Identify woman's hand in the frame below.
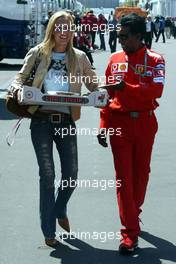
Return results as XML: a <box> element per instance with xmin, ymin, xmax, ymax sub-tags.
<box><xmin>13</xmin><ymin>89</ymin><xmax>21</xmax><ymax>104</ymax></box>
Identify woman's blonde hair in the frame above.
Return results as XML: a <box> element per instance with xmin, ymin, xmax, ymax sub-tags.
<box><xmin>40</xmin><ymin>11</ymin><xmax>77</xmax><ymax>75</ymax></box>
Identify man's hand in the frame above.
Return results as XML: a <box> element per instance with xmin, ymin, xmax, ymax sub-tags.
<box><xmin>98</xmin><ymin>80</ymin><xmax>125</xmax><ymax>91</ymax></box>
<box><xmin>97</xmin><ymin>133</ymin><xmax>108</xmax><ymax>148</ymax></box>
<box><xmin>116</xmin><ymin>80</ymin><xmax>125</xmax><ymax>91</ymax></box>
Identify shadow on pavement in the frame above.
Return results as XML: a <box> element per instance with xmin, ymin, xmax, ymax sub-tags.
<box><xmin>0</xmin><ymin>98</ymin><xmax>18</xmax><ymax>120</ymax></box>
<box><xmin>49</xmin><ymin>231</ymin><xmax>176</xmax><ymax>264</ymax></box>
<box><xmin>139</xmin><ymin>231</ymin><xmax>176</xmax><ymax>263</ymax></box>
<box><xmin>0</xmin><ymin>63</ymin><xmax>22</xmax><ymax>71</ymax></box>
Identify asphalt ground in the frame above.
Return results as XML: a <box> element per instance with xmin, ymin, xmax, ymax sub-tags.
<box><xmin>0</xmin><ymin>35</ymin><xmax>176</xmax><ymax>264</ymax></box>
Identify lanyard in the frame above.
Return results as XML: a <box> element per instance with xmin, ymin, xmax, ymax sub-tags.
<box><xmin>126</xmin><ymin>50</ymin><xmax>148</xmax><ymax>77</ymax></box>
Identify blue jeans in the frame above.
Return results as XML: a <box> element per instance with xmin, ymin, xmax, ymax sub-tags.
<box><xmin>30</xmin><ymin>117</ymin><xmax>78</xmax><ymax>239</ymax></box>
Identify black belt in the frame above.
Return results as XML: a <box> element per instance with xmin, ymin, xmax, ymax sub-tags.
<box><xmin>32</xmin><ymin>111</ymin><xmax>72</xmax><ymax>124</ymax></box>
<box><xmin>129</xmin><ymin>111</ymin><xmax>153</xmax><ymax>118</ymax></box>
<box><xmin>111</xmin><ymin>110</ymin><xmax>153</xmax><ymax>118</ymax></box>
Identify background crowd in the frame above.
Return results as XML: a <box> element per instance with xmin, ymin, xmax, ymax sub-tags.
<box><xmin>33</xmin><ymin>9</ymin><xmax>176</xmax><ymax>69</ymax></box>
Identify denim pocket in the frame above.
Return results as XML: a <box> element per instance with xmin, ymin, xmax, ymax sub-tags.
<box><xmin>30</xmin><ymin>118</ymin><xmax>48</xmax><ymax>129</ymax></box>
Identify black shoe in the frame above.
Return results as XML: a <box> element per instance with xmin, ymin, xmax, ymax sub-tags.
<box><xmin>45</xmin><ymin>238</ymin><xmax>60</xmax><ymax>248</ymax></box>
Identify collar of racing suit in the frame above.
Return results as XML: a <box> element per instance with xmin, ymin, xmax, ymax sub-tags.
<box><xmin>125</xmin><ymin>45</ymin><xmax>148</xmax><ymax>77</ymax></box>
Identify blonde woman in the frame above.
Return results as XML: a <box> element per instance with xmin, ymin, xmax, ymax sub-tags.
<box><xmin>11</xmin><ymin>11</ymin><xmax>98</xmax><ymax>247</ymax></box>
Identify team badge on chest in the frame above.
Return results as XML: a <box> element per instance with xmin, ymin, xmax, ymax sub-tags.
<box><xmin>111</xmin><ymin>63</ymin><xmax>128</xmax><ymax>74</ymax></box>
<box><xmin>135</xmin><ymin>64</ymin><xmax>145</xmax><ymax>74</ymax></box>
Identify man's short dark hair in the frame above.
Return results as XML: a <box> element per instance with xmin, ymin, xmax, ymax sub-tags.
<box><xmin>120</xmin><ymin>13</ymin><xmax>146</xmax><ymax>40</ymax></box>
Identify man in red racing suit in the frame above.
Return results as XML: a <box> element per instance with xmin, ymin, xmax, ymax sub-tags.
<box><xmin>97</xmin><ymin>13</ymin><xmax>165</xmax><ymax>254</ymax></box>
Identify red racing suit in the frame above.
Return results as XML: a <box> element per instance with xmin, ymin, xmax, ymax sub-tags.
<box><xmin>100</xmin><ymin>45</ymin><xmax>165</xmax><ymax>239</ymax></box>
